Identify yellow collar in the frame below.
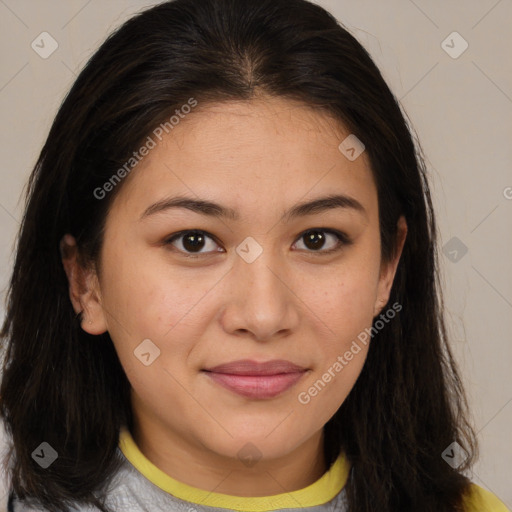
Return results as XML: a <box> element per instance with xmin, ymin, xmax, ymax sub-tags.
<box><xmin>118</xmin><ymin>426</ymin><xmax>350</xmax><ymax>511</ymax></box>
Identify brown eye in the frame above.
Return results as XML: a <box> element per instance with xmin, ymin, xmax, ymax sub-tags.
<box><xmin>165</xmin><ymin>230</ymin><xmax>222</xmax><ymax>256</ymax></box>
<box><xmin>294</xmin><ymin>229</ymin><xmax>350</xmax><ymax>254</ymax></box>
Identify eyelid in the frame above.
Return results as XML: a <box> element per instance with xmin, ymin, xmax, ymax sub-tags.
<box><xmin>164</xmin><ymin>228</ymin><xmax>351</xmax><ymax>257</ymax></box>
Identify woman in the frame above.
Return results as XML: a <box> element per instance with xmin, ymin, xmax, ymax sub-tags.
<box><xmin>1</xmin><ymin>0</ymin><xmax>509</xmax><ymax>511</ymax></box>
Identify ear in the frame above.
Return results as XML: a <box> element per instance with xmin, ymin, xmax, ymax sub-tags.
<box><xmin>60</xmin><ymin>234</ymin><xmax>108</xmax><ymax>335</ymax></box>
<box><xmin>373</xmin><ymin>215</ymin><xmax>407</xmax><ymax>317</ymax></box>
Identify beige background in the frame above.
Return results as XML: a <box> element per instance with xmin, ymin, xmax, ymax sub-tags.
<box><xmin>0</xmin><ymin>0</ymin><xmax>511</xmax><ymax>508</ymax></box>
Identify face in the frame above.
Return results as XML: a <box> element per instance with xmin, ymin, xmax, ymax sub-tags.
<box><xmin>62</xmin><ymin>96</ymin><xmax>406</xmax><ymax>470</ymax></box>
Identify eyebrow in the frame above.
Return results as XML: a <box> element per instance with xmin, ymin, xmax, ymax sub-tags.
<box><xmin>139</xmin><ymin>193</ymin><xmax>367</xmax><ymax>222</ymax></box>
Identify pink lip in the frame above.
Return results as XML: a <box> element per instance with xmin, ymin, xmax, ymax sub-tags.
<box><xmin>202</xmin><ymin>359</ymin><xmax>308</xmax><ymax>399</ymax></box>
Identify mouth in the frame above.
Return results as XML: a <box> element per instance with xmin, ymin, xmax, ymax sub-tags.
<box><xmin>201</xmin><ymin>359</ymin><xmax>309</xmax><ymax>399</ymax></box>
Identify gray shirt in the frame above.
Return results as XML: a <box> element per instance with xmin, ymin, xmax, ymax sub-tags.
<box><xmin>8</xmin><ymin>446</ymin><xmax>349</xmax><ymax>512</ymax></box>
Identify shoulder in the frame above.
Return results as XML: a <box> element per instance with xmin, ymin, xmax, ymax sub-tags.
<box><xmin>463</xmin><ymin>483</ymin><xmax>510</xmax><ymax>512</ymax></box>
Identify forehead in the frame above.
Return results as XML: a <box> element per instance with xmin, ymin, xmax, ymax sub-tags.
<box><xmin>109</xmin><ymin>97</ymin><xmax>377</xmax><ymax>222</ymax></box>
<box><xmin>167</xmin><ymin>97</ymin><xmax>352</xmax><ymax>158</ymax></box>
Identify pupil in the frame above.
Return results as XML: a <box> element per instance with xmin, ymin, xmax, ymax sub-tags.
<box><xmin>304</xmin><ymin>231</ymin><xmax>325</xmax><ymax>250</ymax></box>
<box><xmin>183</xmin><ymin>232</ymin><xmax>205</xmax><ymax>252</ymax></box>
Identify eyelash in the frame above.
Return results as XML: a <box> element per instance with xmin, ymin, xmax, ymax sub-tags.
<box><xmin>163</xmin><ymin>228</ymin><xmax>352</xmax><ymax>258</ymax></box>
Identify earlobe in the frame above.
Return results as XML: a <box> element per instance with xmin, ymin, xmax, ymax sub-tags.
<box><xmin>60</xmin><ymin>234</ymin><xmax>108</xmax><ymax>335</ymax></box>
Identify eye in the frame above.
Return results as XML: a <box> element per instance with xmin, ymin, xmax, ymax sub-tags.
<box><xmin>164</xmin><ymin>228</ymin><xmax>351</xmax><ymax>258</ymax></box>
<box><xmin>293</xmin><ymin>229</ymin><xmax>351</xmax><ymax>254</ymax></box>
<box><xmin>164</xmin><ymin>230</ymin><xmax>222</xmax><ymax>257</ymax></box>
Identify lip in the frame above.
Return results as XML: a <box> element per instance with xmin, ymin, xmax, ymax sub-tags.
<box><xmin>204</xmin><ymin>359</ymin><xmax>306</xmax><ymax>375</ymax></box>
<box><xmin>202</xmin><ymin>359</ymin><xmax>308</xmax><ymax>399</ymax></box>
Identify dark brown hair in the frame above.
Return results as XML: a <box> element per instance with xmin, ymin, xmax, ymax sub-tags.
<box><xmin>1</xmin><ymin>0</ymin><xmax>477</xmax><ymax>510</ymax></box>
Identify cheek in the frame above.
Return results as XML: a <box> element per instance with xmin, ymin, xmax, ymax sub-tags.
<box><xmin>101</xmin><ymin>266</ymin><xmax>200</xmax><ymax>408</ymax></box>
<box><xmin>301</xmin><ymin>253</ymin><xmax>380</xmax><ymax>414</ymax></box>
<box><xmin>101</xmin><ymin>243</ymin><xmax>197</xmax><ymax>333</ymax></box>
<box><xmin>296</xmin><ymin>337</ymin><xmax>369</xmax><ymax>429</ymax></box>
<box><xmin>100</xmin><ymin>250</ymin><xmax>218</xmax><ymax>378</ymax></box>
<box><xmin>306</xmin><ymin>262</ymin><xmax>380</xmax><ymax>345</ymax></box>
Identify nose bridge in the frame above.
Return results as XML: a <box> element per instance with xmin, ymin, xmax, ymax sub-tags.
<box><xmin>234</xmin><ymin>236</ymin><xmax>286</xmax><ymax>301</ymax></box>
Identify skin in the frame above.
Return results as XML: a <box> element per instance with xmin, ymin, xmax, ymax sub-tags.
<box><xmin>61</xmin><ymin>96</ymin><xmax>407</xmax><ymax>496</ymax></box>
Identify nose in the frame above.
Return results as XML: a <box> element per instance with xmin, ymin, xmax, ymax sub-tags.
<box><xmin>219</xmin><ymin>244</ymin><xmax>301</xmax><ymax>341</ymax></box>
